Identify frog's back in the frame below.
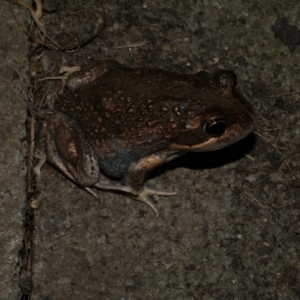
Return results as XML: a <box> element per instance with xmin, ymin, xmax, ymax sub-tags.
<box><xmin>55</xmin><ymin>67</ymin><xmax>208</xmax><ymax>176</ymax></box>
<box><xmin>57</xmin><ymin>67</ymin><xmax>209</xmax><ymax>145</ymax></box>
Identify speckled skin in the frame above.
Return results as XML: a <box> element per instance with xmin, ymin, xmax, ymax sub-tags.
<box><xmin>45</xmin><ymin>60</ymin><xmax>254</xmax><ymax>214</ymax></box>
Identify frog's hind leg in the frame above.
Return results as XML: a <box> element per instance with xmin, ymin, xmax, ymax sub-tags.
<box><xmin>45</xmin><ymin>112</ymin><xmax>100</xmax><ymax>187</ymax></box>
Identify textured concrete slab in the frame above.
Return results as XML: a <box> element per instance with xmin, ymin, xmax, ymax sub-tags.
<box><xmin>0</xmin><ymin>3</ymin><xmax>29</xmax><ymax>299</ymax></box>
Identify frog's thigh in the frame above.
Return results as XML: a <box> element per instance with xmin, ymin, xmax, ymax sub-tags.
<box><xmin>46</xmin><ymin>112</ymin><xmax>100</xmax><ymax>187</ymax></box>
<box><xmin>123</xmin><ymin>150</ymin><xmax>181</xmax><ymax>191</ymax></box>
<box><xmin>66</xmin><ymin>60</ymin><xmax>121</xmax><ymax>91</ymax></box>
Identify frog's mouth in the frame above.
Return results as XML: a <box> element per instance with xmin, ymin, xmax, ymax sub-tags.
<box><xmin>170</xmin><ymin>117</ymin><xmax>255</xmax><ymax>152</ymax></box>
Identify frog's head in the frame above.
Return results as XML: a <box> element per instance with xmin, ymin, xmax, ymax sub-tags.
<box><xmin>170</xmin><ymin>70</ymin><xmax>255</xmax><ymax>151</ymax></box>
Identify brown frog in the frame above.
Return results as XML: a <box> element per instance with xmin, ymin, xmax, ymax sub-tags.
<box><xmin>45</xmin><ymin>60</ymin><xmax>254</xmax><ymax>215</ymax></box>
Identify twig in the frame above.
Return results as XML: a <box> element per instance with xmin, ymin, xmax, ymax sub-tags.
<box><xmin>27</xmin><ymin>117</ymin><xmax>35</xmax><ymax>194</ymax></box>
<box><xmin>278</xmin><ymin>149</ymin><xmax>300</xmax><ymax>163</ymax></box>
<box><xmin>251</xmin><ymin>175</ymin><xmax>270</xmax><ymax>187</ymax></box>
<box><xmin>268</xmin><ymin>91</ymin><xmax>300</xmax><ymax>98</ymax></box>
<box><xmin>112</xmin><ymin>41</ymin><xmax>150</xmax><ymax>49</ymax></box>
<box><xmin>240</xmin><ymin>190</ymin><xmax>266</xmax><ymax>208</ymax></box>
<box><xmin>9</xmin><ymin>0</ymin><xmax>61</xmax><ymax>48</ymax></box>
<box><xmin>254</xmin><ymin>131</ymin><xmax>285</xmax><ymax>155</ymax></box>
<box><xmin>36</xmin><ymin>76</ymin><xmax>68</xmax><ymax>82</ymax></box>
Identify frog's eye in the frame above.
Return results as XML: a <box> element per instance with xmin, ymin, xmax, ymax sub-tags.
<box><xmin>202</xmin><ymin>119</ymin><xmax>227</xmax><ymax>137</ymax></box>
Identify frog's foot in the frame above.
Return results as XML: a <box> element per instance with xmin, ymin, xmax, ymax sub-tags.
<box><xmin>86</xmin><ymin>180</ymin><xmax>176</xmax><ymax>216</ymax></box>
<box><xmin>85</xmin><ymin>180</ymin><xmax>139</xmax><ymax>205</ymax></box>
<box><xmin>33</xmin><ymin>152</ymin><xmax>47</xmax><ymax>176</ymax></box>
<box><xmin>92</xmin><ymin>180</ymin><xmax>139</xmax><ymax>197</ymax></box>
<box><xmin>134</xmin><ymin>187</ymin><xmax>177</xmax><ymax>217</ymax></box>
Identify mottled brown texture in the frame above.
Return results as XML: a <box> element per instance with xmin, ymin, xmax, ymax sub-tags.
<box><xmin>44</xmin><ymin>60</ymin><xmax>254</xmax><ymax>213</ymax></box>
<box><xmin>55</xmin><ymin>61</ymin><xmax>254</xmax><ymax>174</ymax></box>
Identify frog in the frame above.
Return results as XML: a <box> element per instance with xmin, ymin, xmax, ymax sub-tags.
<box><xmin>45</xmin><ymin>60</ymin><xmax>255</xmax><ymax>215</ymax></box>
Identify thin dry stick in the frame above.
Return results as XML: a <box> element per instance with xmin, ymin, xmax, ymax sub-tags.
<box><xmin>251</xmin><ymin>175</ymin><xmax>271</xmax><ymax>187</ymax></box>
<box><xmin>112</xmin><ymin>41</ymin><xmax>150</xmax><ymax>49</ymax></box>
<box><xmin>27</xmin><ymin>117</ymin><xmax>35</xmax><ymax>194</ymax></box>
<box><xmin>237</xmin><ymin>80</ymin><xmax>256</xmax><ymax>105</ymax></box>
<box><xmin>258</xmin><ymin>114</ymin><xmax>273</xmax><ymax>123</ymax></box>
<box><xmin>287</xmin><ymin>170</ymin><xmax>300</xmax><ymax>214</ymax></box>
<box><xmin>254</xmin><ymin>131</ymin><xmax>284</xmax><ymax>155</ymax></box>
<box><xmin>10</xmin><ymin>0</ymin><xmax>61</xmax><ymax>48</ymax></box>
<box><xmin>36</xmin><ymin>76</ymin><xmax>68</xmax><ymax>83</ymax></box>
<box><xmin>10</xmin><ymin>0</ymin><xmax>46</xmax><ymax>36</ymax></box>
<box><xmin>34</xmin><ymin>0</ymin><xmax>42</xmax><ymax>19</ymax></box>
<box><xmin>273</xmin><ymin>126</ymin><xmax>282</xmax><ymax>146</ymax></box>
<box><xmin>264</xmin><ymin>124</ymin><xmax>300</xmax><ymax>131</ymax></box>
<box><xmin>37</xmin><ymin>86</ymin><xmax>51</xmax><ymax>112</ymax></box>
<box><xmin>240</xmin><ymin>190</ymin><xmax>266</xmax><ymax>208</ymax></box>
<box><xmin>269</xmin><ymin>91</ymin><xmax>300</xmax><ymax>98</ymax></box>
<box><xmin>287</xmin><ymin>164</ymin><xmax>300</xmax><ymax>183</ymax></box>
<box><xmin>278</xmin><ymin>148</ymin><xmax>300</xmax><ymax>163</ymax></box>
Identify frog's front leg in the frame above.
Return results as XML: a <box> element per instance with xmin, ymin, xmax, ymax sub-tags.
<box><xmin>122</xmin><ymin>150</ymin><xmax>183</xmax><ymax>216</ymax></box>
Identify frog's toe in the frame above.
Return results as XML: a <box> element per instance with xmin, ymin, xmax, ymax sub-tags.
<box><xmin>134</xmin><ymin>187</ymin><xmax>177</xmax><ymax>216</ymax></box>
<box><xmin>84</xmin><ymin>187</ymin><xmax>99</xmax><ymax>199</ymax></box>
<box><xmin>93</xmin><ymin>180</ymin><xmax>139</xmax><ymax>196</ymax></box>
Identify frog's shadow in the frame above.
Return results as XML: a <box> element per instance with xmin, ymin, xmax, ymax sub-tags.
<box><xmin>151</xmin><ymin>133</ymin><xmax>255</xmax><ymax>178</ymax></box>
